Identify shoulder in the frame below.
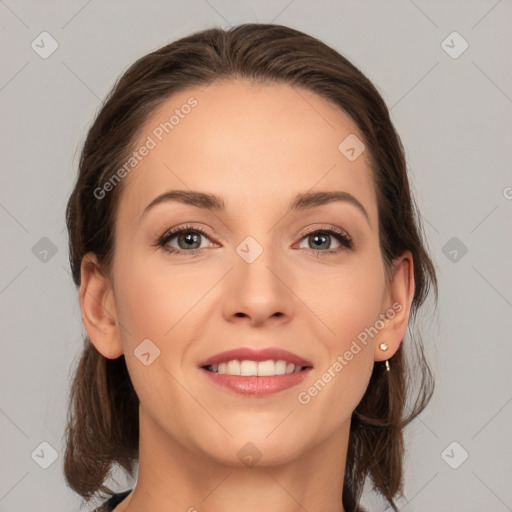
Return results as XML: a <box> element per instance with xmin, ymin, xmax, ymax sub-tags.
<box><xmin>90</xmin><ymin>489</ymin><xmax>133</xmax><ymax>512</ymax></box>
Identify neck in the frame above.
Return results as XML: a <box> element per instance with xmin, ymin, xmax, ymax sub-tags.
<box><xmin>118</xmin><ymin>406</ymin><xmax>349</xmax><ymax>512</ymax></box>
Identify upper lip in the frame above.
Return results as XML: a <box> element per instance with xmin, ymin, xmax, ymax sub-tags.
<box><xmin>198</xmin><ymin>347</ymin><xmax>313</xmax><ymax>368</ymax></box>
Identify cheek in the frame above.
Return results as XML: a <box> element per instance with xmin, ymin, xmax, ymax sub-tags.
<box><xmin>113</xmin><ymin>252</ymin><xmax>209</xmax><ymax>343</ymax></box>
<box><xmin>114</xmin><ymin>275</ymin><xmax>166</xmax><ymax>343</ymax></box>
<box><xmin>315</xmin><ymin>252</ymin><xmax>386</xmax><ymax>346</ymax></box>
<box><xmin>298</xmin><ymin>269</ymin><xmax>381</xmax><ymax>430</ymax></box>
<box><xmin>330</xmin><ymin>285</ymin><xmax>384</xmax><ymax>347</ymax></box>
<box><xmin>302</xmin><ymin>253</ymin><xmax>383</xmax><ymax>402</ymax></box>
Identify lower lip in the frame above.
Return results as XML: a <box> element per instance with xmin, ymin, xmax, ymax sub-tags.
<box><xmin>200</xmin><ymin>367</ymin><xmax>312</xmax><ymax>395</ymax></box>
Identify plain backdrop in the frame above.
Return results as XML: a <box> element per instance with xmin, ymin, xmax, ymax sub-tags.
<box><xmin>1</xmin><ymin>1</ymin><xmax>511</xmax><ymax>511</ymax></box>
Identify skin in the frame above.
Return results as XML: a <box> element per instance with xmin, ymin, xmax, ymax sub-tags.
<box><xmin>80</xmin><ymin>80</ymin><xmax>414</xmax><ymax>512</ymax></box>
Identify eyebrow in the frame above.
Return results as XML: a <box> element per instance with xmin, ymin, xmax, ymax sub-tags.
<box><xmin>141</xmin><ymin>189</ymin><xmax>370</xmax><ymax>225</ymax></box>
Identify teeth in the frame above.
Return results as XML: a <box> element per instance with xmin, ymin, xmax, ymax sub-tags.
<box><xmin>209</xmin><ymin>359</ymin><xmax>303</xmax><ymax>376</ymax></box>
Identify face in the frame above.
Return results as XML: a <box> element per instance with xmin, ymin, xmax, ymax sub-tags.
<box><xmin>91</xmin><ymin>80</ymin><xmax>407</xmax><ymax>467</ymax></box>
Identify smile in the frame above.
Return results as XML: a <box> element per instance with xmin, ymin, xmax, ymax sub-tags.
<box><xmin>200</xmin><ymin>363</ymin><xmax>312</xmax><ymax>396</ymax></box>
<box><xmin>203</xmin><ymin>359</ymin><xmax>309</xmax><ymax>376</ymax></box>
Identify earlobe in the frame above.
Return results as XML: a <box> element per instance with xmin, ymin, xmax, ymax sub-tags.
<box><xmin>79</xmin><ymin>253</ymin><xmax>123</xmax><ymax>359</ymax></box>
<box><xmin>374</xmin><ymin>251</ymin><xmax>415</xmax><ymax>362</ymax></box>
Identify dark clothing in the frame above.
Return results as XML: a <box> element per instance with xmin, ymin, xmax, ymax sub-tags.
<box><xmin>92</xmin><ymin>490</ymin><xmax>132</xmax><ymax>512</ymax></box>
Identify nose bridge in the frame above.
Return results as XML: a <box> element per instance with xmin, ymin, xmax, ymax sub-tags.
<box><xmin>235</xmin><ymin>231</ymin><xmax>282</xmax><ymax>293</ymax></box>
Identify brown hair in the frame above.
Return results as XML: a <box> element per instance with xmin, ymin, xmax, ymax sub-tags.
<box><xmin>64</xmin><ymin>23</ymin><xmax>438</xmax><ymax>512</ymax></box>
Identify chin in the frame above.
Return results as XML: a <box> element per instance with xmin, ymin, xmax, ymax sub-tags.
<box><xmin>203</xmin><ymin>431</ymin><xmax>305</xmax><ymax>468</ymax></box>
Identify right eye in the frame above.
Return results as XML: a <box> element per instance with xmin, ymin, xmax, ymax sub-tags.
<box><xmin>156</xmin><ymin>225</ymin><xmax>216</xmax><ymax>256</ymax></box>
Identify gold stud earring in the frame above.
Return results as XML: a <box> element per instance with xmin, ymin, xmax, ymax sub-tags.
<box><xmin>379</xmin><ymin>342</ymin><xmax>390</xmax><ymax>371</ymax></box>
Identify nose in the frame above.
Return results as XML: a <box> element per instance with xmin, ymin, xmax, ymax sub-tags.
<box><xmin>222</xmin><ymin>245</ymin><xmax>294</xmax><ymax>327</ymax></box>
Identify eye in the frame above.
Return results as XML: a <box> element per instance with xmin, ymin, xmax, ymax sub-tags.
<box><xmin>155</xmin><ymin>224</ymin><xmax>353</xmax><ymax>257</ymax></box>
<box><xmin>295</xmin><ymin>226</ymin><xmax>353</xmax><ymax>256</ymax></box>
<box><xmin>156</xmin><ymin>224</ymin><xmax>214</xmax><ymax>256</ymax></box>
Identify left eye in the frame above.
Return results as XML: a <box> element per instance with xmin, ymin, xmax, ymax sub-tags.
<box><xmin>296</xmin><ymin>229</ymin><xmax>352</xmax><ymax>252</ymax></box>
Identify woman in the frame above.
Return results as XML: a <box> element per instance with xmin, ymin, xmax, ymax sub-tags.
<box><xmin>64</xmin><ymin>23</ymin><xmax>437</xmax><ymax>512</ymax></box>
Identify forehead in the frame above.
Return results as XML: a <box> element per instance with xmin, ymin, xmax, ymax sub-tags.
<box><xmin>117</xmin><ymin>80</ymin><xmax>377</xmax><ymax>224</ymax></box>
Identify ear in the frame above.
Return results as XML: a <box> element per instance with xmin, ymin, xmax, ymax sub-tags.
<box><xmin>80</xmin><ymin>252</ymin><xmax>123</xmax><ymax>359</ymax></box>
<box><xmin>374</xmin><ymin>250</ymin><xmax>415</xmax><ymax>362</ymax></box>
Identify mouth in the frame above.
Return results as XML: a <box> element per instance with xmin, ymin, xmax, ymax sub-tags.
<box><xmin>202</xmin><ymin>360</ymin><xmax>312</xmax><ymax>376</ymax></box>
<box><xmin>197</xmin><ymin>347</ymin><xmax>313</xmax><ymax>395</ymax></box>
<box><xmin>199</xmin><ymin>363</ymin><xmax>313</xmax><ymax>396</ymax></box>
<box><xmin>198</xmin><ymin>346</ymin><xmax>313</xmax><ymax>370</ymax></box>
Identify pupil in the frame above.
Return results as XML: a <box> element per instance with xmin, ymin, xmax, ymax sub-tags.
<box><xmin>181</xmin><ymin>232</ymin><xmax>200</xmax><ymax>249</ymax></box>
<box><xmin>312</xmin><ymin>234</ymin><xmax>329</xmax><ymax>249</ymax></box>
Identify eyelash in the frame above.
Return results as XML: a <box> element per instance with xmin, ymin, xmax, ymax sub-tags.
<box><xmin>155</xmin><ymin>224</ymin><xmax>353</xmax><ymax>257</ymax></box>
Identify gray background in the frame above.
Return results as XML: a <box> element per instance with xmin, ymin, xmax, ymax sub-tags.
<box><xmin>1</xmin><ymin>1</ymin><xmax>511</xmax><ymax>511</ymax></box>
